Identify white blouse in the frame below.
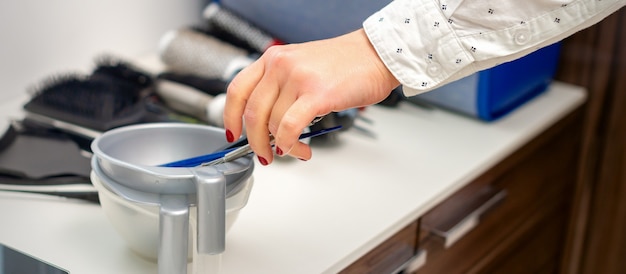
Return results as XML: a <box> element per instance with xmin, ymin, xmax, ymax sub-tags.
<box><xmin>363</xmin><ymin>0</ymin><xmax>625</xmax><ymax>96</ymax></box>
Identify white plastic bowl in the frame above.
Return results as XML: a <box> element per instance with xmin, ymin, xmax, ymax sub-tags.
<box><xmin>90</xmin><ymin>171</ymin><xmax>253</xmax><ymax>261</ymax></box>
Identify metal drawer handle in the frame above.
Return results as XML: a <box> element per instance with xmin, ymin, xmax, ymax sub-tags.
<box><xmin>431</xmin><ymin>189</ymin><xmax>507</xmax><ymax>248</ymax></box>
<box><xmin>392</xmin><ymin>249</ymin><xmax>427</xmax><ymax>274</ymax></box>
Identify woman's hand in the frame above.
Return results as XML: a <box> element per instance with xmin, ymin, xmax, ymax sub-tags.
<box><xmin>222</xmin><ymin>29</ymin><xmax>400</xmax><ymax>165</ymax></box>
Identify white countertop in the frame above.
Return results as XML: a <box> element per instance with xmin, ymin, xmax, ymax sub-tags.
<box><xmin>0</xmin><ymin>82</ymin><xmax>585</xmax><ymax>274</ymax></box>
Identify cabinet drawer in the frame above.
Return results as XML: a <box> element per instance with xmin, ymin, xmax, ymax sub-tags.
<box><xmin>476</xmin><ymin>202</ymin><xmax>570</xmax><ymax>274</ymax></box>
<box><xmin>415</xmin><ymin>110</ymin><xmax>581</xmax><ymax>273</ymax></box>
<box><xmin>339</xmin><ymin>221</ymin><xmax>418</xmax><ymax>274</ymax></box>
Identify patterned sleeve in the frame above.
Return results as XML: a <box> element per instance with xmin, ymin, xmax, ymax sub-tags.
<box><xmin>363</xmin><ymin>0</ymin><xmax>625</xmax><ymax>96</ymax></box>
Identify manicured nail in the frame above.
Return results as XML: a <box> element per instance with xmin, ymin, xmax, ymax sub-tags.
<box><xmin>275</xmin><ymin>147</ymin><xmax>283</xmax><ymax>156</ymax></box>
<box><xmin>257</xmin><ymin>156</ymin><xmax>268</xmax><ymax>166</ymax></box>
<box><xmin>225</xmin><ymin>129</ymin><xmax>235</xmax><ymax>143</ymax></box>
<box><xmin>298</xmin><ymin>158</ymin><xmax>308</xmax><ymax>161</ymax></box>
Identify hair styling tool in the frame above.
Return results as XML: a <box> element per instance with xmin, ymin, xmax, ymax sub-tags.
<box><xmin>203</xmin><ymin>2</ymin><xmax>283</xmax><ymax>53</ymax></box>
<box><xmin>159</xmin><ymin>125</ymin><xmax>342</xmax><ymax>168</ymax></box>
<box><xmin>22</xmin><ymin>56</ymin><xmax>189</xmax><ymax>137</ymax></box>
<box><xmin>191</xmin><ymin>23</ymin><xmax>259</xmax><ymax>54</ymax></box>
<box><xmin>215</xmin><ymin>115</ymin><xmax>326</xmax><ymax>153</ymax></box>
<box><xmin>154</xmin><ymin>78</ymin><xmax>227</xmax><ymax>127</ymax></box>
<box><xmin>158</xmin><ymin>28</ymin><xmax>255</xmax><ymax>82</ymax></box>
<box><xmin>22</xmin><ymin>56</ymin><xmax>150</xmax><ymax>132</ymax></box>
<box><xmin>23</xmin><ymin>73</ymin><xmax>143</xmax><ymax>134</ymax></box>
<box><xmin>157</xmin><ymin>72</ymin><xmax>228</xmax><ymax>97</ymax></box>
<box><xmin>309</xmin><ymin>109</ymin><xmax>376</xmax><ymax>143</ymax></box>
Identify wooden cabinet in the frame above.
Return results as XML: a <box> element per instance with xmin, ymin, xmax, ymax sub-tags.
<box><xmin>339</xmin><ymin>221</ymin><xmax>419</xmax><ymax>274</ymax></box>
<box><xmin>340</xmin><ymin>107</ymin><xmax>583</xmax><ymax>273</ymax></box>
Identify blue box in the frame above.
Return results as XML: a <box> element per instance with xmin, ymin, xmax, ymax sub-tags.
<box><xmin>408</xmin><ymin>43</ymin><xmax>562</xmax><ymax>121</ymax></box>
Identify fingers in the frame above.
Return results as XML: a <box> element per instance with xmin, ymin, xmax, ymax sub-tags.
<box><xmin>276</xmin><ymin>141</ymin><xmax>312</xmax><ymax>161</ymax></box>
<box><xmin>223</xmin><ymin>60</ymin><xmax>265</xmax><ymax>142</ymax></box>
<box><xmin>270</xmin><ymin>96</ymin><xmax>315</xmax><ymax>161</ymax></box>
<box><xmin>272</xmin><ymin>94</ymin><xmax>321</xmax><ymax>157</ymax></box>
<box><xmin>242</xmin><ymin>70</ymin><xmax>281</xmax><ymax>165</ymax></box>
<box><xmin>226</xmin><ymin>50</ymin><xmax>303</xmax><ymax>165</ymax></box>
<box><xmin>248</xmin><ymin>80</ymin><xmax>318</xmax><ymax>164</ymax></box>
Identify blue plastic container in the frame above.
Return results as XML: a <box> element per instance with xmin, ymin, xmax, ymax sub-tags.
<box><xmin>409</xmin><ymin>43</ymin><xmax>562</xmax><ymax>121</ymax></box>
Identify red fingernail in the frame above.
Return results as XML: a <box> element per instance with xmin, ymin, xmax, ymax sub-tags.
<box><xmin>298</xmin><ymin>158</ymin><xmax>308</xmax><ymax>161</ymax></box>
<box><xmin>225</xmin><ymin>129</ymin><xmax>234</xmax><ymax>143</ymax></box>
<box><xmin>257</xmin><ymin>156</ymin><xmax>268</xmax><ymax>166</ymax></box>
<box><xmin>275</xmin><ymin>147</ymin><xmax>283</xmax><ymax>156</ymax></box>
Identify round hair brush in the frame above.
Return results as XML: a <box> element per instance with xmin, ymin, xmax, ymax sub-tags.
<box><xmin>202</xmin><ymin>2</ymin><xmax>283</xmax><ymax>53</ymax></box>
<box><xmin>158</xmin><ymin>28</ymin><xmax>255</xmax><ymax>82</ymax></box>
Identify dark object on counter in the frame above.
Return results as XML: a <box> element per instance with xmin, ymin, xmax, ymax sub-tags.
<box><xmin>23</xmin><ymin>73</ymin><xmax>145</xmax><ymax>132</ymax></box>
<box><xmin>23</xmin><ymin>57</ymin><xmax>150</xmax><ymax>132</ymax></box>
<box><xmin>0</xmin><ymin>243</ymin><xmax>70</xmax><ymax>273</ymax></box>
<box><xmin>0</xmin><ymin>121</ymin><xmax>91</xmax><ymax>179</ymax></box>
<box><xmin>92</xmin><ymin>55</ymin><xmax>154</xmax><ymax>90</ymax></box>
<box><xmin>0</xmin><ymin>121</ymin><xmax>98</xmax><ymax>203</ymax></box>
<box><xmin>377</xmin><ymin>86</ymin><xmax>406</xmax><ymax>108</ymax></box>
<box><xmin>22</xmin><ymin>56</ymin><xmax>188</xmax><ymax>135</ymax></box>
<box><xmin>309</xmin><ymin>109</ymin><xmax>376</xmax><ymax>143</ymax></box>
<box><xmin>191</xmin><ymin>22</ymin><xmax>260</xmax><ymax>55</ymax></box>
<box><xmin>0</xmin><ymin>174</ymin><xmax>99</xmax><ymax>204</ymax></box>
<box><xmin>18</xmin><ymin>117</ymin><xmax>94</xmax><ymax>153</ymax></box>
<box><xmin>157</xmin><ymin>72</ymin><xmax>228</xmax><ymax>96</ymax></box>
<box><xmin>0</xmin><ymin>124</ymin><xmax>17</xmax><ymax>152</ymax></box>
<box><xmin>154</xmin><ymin>77</ymin><xmax>228</xmax><ymax>126</ymax></box>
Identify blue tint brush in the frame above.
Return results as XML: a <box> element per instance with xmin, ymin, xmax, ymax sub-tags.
<box><xmin>159</xmin><ymin>125</ymin><xmax>342</xmax><ymax>167</ymax></box>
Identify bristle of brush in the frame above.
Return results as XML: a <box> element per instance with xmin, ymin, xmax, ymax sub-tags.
<box><xmin>22</xmin><ymin>55</ymin><xmax>155</xmax><ymax>131</ymax></box>
<box><xmin>92</xmin><ymin>54</ymin><xmax>153</xmax><ymax>89</ymax></box>
<box><xmin>27</xmin><ymin>74</ymin><xmax>136</xmax><ymax>119</ymax></box>
<box><xmin>26</xmin><ymin>73</ymin><xmax>84</xmax><ymax>96</ymax></box>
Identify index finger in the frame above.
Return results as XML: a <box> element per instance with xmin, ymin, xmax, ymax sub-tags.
<box><xmin>223</xmin><ymin>60</ymin><xmax>265</xmax><ymax>142</ymax></box>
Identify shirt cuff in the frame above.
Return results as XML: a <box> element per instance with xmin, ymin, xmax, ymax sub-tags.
<box><xmin>363</xmin><ymin>0</ymin><xmax>475</xmax><ymax>96</ymax></box>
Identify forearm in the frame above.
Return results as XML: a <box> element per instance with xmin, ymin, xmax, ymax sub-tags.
<box><xmin>364</xmin><ymin>0</ymin><xmax>625</xmax><ymax>96</ymax></box>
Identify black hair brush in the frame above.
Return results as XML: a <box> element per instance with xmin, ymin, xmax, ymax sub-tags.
<box><xmin>23</xmin><ymin>55</ymin><xmax>184</xmax><ymax>136</ymax></box>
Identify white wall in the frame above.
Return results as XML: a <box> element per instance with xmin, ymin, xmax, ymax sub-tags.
<box><xmin>0</xmin><ymin>0</ymin><xmax>207</xmax><ymax>102</ymax></box>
